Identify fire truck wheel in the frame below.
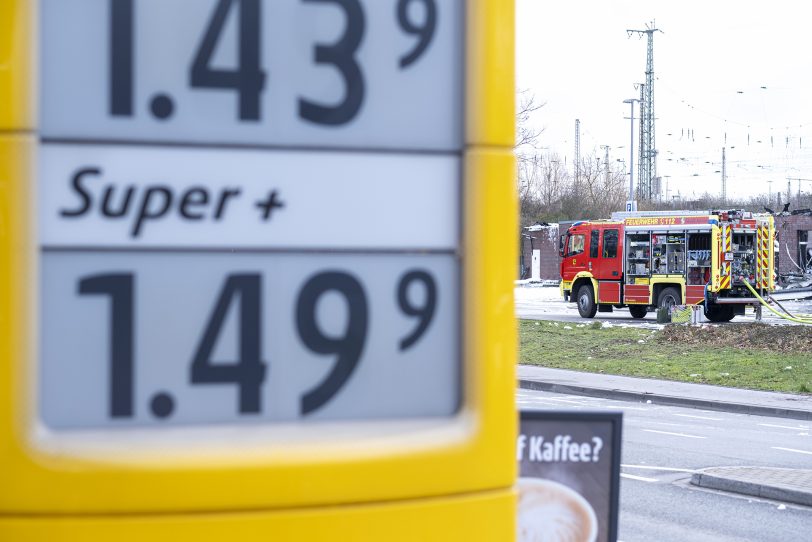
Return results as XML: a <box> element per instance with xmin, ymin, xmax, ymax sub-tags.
<box><xmin>628</xmin><ymin>305</ymin><xmax>648</xmax><ymax>319</ymax></box>
<box><xmin>704</xmin><ymin>305</ymin><xmax>735</xmax><ymax>322</ymax></box>
<box><xmin>577</xmin><ymin>284</ymin><xmax>598</xmax><ymax>318</ymax></box>
<box><xmin>657</xmin><ymin>287</ymin><xmax>681</xmax><ymax>312</ymax></box>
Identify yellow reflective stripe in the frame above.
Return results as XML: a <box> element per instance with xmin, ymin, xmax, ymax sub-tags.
<box><xmin>760</xmin><ymin>232</ymin><xmax>764</xmax><ymax>286</ymax></box>
<box><xmin>762</xmin><ymin>225</ymin><xmax>769</xmax><ymax>285</ymax></box>
<box><xmin>757</xmin><ymin>224</ymin><xmax>769</xmax><ymax>287</ymax></box>
<box><xmin>722</xmin><ymin>225</ymin><xmax>731</xmax><ymax>252</ymax></box>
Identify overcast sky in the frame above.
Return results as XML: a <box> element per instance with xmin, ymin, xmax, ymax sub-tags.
<box><xmin>516</xmin><ymin>0</ymin><xmax>812</xmax><ymax>202</ymax></box>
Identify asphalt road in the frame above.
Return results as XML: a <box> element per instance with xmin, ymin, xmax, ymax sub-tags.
<box><xmin>515</xmin><ymin>285</ymin><xmax>812</xmax><ymax>326</ymax></box>
<box><xmin>517</xmin><ymin>388</ymin><xmax>812</xmax><ymax>542</ymax></box>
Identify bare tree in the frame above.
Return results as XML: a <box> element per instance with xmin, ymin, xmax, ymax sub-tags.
<box><xmin>518</xmin><ymin>152</ymin><xmax>569</xmax><ymax>225</ymax></box>
<box><xmin>518</xmin><ymin>152</ymin><xmax>543</xmax><ymax>225</ymax></box>
<box><xmin>515</xmin><ymin>93</ymin><xmax>629</xmax><ymax>223</ymax></box>
<box><xmin>516</xmin><ymin>90</ymin><xmax>549</xmax><ymax>226</ymax></box>
<box><xmin>539</xmin><ymin>154</ymin><xmax>566</xmax><ymax>210</ymax></box>
<box><xmin>595</xmin><ymin>158</ymin><xmax>628</xmax><ymax>216</ymax></box>
<box><xmin>516</xmin><ymin>90</ymin><xmax>544</xmax><ymax>150</ymax></box>
<box><xmin>556</xmin><ymin>152</ymin><xmax>627</xmax><ymax>220</ymax></box>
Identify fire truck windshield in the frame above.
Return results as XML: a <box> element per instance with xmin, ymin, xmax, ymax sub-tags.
<box><xmin>565</xmin><ymin>233</ymin><xmax>585</xmax><ymax>257</ymax></box>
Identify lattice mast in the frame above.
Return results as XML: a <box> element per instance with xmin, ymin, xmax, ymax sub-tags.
<box><xmin>627</xmin><ymin>22</ymin><xmax>662</xmax><ymax>201</ymax></box>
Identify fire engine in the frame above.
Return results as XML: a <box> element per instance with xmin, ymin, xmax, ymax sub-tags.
<box><xmin>559</xmin><ymin>210</ymin><xmax>776</xmax><ymax>322</ymax></box>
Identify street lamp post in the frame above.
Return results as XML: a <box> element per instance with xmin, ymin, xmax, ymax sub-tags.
<box><xmin>623</xmin><ymin>98</ymin><xmax>639</xmax><ymax>206</ymax></box>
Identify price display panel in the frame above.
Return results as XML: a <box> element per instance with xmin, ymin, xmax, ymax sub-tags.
<box><xmin>41</xmin><ymin>251</ymin><xmax>457</xmax><ymax>428</ymax></box>
<box><xmin>41</xmin><ymin>0</ymin><xmax>462</xmax><ymax>149</ymax></box>
<box><xmin>1</xmin><ymin>0</ymin><xmax>517</xmax><ymax>535</ymax></box>
<box><xmin>39</xmin><ymin>0</ymin><xmax>461</xmax><ymax>430</ymax></box>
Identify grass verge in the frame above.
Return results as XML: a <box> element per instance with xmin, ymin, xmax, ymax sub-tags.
<box><xmin>519</xmin><ymin>320</ymin><xmax>812</xmax><ymax>395</ymax></box>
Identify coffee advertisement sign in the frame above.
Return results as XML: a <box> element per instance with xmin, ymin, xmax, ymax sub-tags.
<box><xmin>518</xmin><ymin>410</ymin><xmax>623</xmax><ymax>542</ymax></box>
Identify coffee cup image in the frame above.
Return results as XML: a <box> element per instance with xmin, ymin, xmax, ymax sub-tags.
<box><xmin>517</xmin><ymin>478</ymin><xmax>598</xmax><ymax>542</ymax></box>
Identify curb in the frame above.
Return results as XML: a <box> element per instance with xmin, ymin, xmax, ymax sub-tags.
<box><xmin>691</xmin><ymin>470</ymin><xmax>812</xmax><ymax>507</ymax></box>
<box><xmin>518</xmin><ymin>379</ymin><xmax>812</xmax><ymax>421</ymax></box>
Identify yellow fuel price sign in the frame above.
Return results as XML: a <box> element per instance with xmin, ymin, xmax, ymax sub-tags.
<box><xmin>0</xmin><ymin>1</ymin><xmax>516</xmax><ymax>540</ymax></box>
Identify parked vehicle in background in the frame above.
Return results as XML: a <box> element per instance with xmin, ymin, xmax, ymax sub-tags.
<box><xmin>559</xmin><ymin>210</ymin><xmax>776</xmax><ymax>322</ymax></box>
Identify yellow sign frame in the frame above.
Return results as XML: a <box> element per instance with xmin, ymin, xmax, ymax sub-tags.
<box><xmin>1</xmin><ymin>0</ymin><xmax>516</xmax><ymax>538</ymax></box>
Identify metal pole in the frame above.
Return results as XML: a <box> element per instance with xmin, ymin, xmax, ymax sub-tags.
<box><xmin>629</xmin><ymin>101</ymin><xmax>634</xmax><ymax>200</ymax></box>
<box><xmin>623</xmin><ymin>99</ymin><xmax>638</xmax><ymax>202</ymax></box>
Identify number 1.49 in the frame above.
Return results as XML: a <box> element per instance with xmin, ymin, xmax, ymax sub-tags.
<box><xmin>78</xmin><ymin>268</ymin><xmax>438</xmax><ymax>421</ymax></box>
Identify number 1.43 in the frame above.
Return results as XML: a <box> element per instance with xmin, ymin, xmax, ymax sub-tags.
<box><xmin>109</xmin><ymin>0</ymin><xmax>438</xmax><ymax>125</ymax></box>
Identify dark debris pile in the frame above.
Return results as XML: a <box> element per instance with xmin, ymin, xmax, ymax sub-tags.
<box><xmin>657</xmin><ymin>323</ymin><xmax>812</xmax><ymax>353</ymax></box>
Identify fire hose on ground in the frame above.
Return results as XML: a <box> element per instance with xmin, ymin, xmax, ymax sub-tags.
<box><xmin>740</xmin><ymin>278</ymin><xmax>812</xmax><ymax>325</ymax></box>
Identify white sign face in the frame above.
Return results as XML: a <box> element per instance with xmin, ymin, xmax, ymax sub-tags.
<box><xmin>37</xmin><ymin>0</ymin><xmax>463</xmax><ymax>431</ymax></box>
<box><xmin>40</xmin><ymin>252</ymin><xmax>458</xmax><ymax>428</ymax></box>
<box><xmin>40</xmin><ymin>0</ymin><xmax>463</xmax><ymax>151</ymax></box>
<box><xmin>39</xmin><ymin>144</ymin><xmax>459</xmax><ymax>250</ymax></box>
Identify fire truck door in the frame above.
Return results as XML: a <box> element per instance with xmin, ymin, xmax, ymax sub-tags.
<box><xmin>594</xmin><ymin>227</ymin><xmax>622</xmax><ymax>280</ymax></box>
<box><xmin>562</xmin><ymin>229</ymin><xmax>588</xmax><ymax>282</ymax></box>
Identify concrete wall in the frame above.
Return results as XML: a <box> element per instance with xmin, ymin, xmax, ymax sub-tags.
<box><xmin>775</xmin><ymin>214</ymin><xmax>812</xmax><ymax>275</ymax></box>
<box><xmin>519</xmin><ymin>224</ymin><xmax>561</xmax><ymax>280</ymax></box>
